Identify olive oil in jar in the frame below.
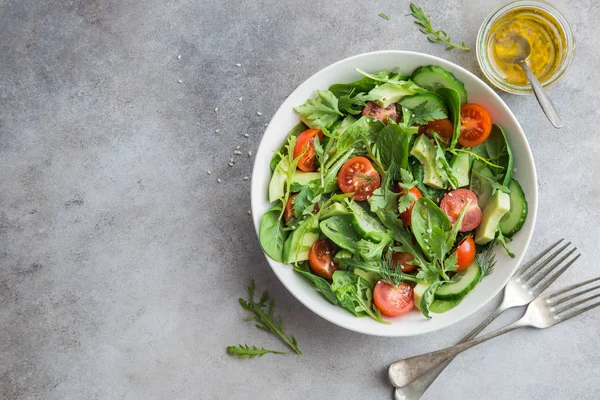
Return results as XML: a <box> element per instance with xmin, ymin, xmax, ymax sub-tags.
<box><xmin>488</xmin><ymin>7</ymin><xmax>568</xmax><ymax>86</ymax></box>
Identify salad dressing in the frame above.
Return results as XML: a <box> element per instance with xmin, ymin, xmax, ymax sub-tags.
<box><xmin>487</xmin><ymin>7</ymin><xmax>567</xmax><ymax>86</ymax></box>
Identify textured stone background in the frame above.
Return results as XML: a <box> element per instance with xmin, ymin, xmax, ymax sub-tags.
<box><xmin>1</xmin><ymin>0</ymin><xmax>599</xmax><ymax>399</ymax></box>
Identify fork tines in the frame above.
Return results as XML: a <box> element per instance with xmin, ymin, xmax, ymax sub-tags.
<box><xmin>548</xmin><ymin>277</ymin><xmax>600</xmax><ymax>321</ymax></box>
<box><xmin>516</xmin><ymin>239</ymin><xmax>581</xmax><ymax>296</ymax></box>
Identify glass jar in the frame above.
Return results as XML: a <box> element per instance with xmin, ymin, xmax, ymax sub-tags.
<box><xmin>477</xmin><ymin>0</ymin><xmax>575</xmax><ymax>94</ymax></box>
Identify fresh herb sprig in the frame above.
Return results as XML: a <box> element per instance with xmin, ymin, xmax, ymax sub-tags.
<box><xmin>239</xmin><ymin>280</ymin><xmax>302</xmax><ymax>354</ymax></box>
<box><xmin>227</xmin><ymin>344</ymin><xmax>286</xmax><ymax>359</ymax></box>
<box><xmin>409</xmin><ymin>3</ymin><xmax>470</xmax><ymax>51</ymax></box>
<box><xmin>477</xmin><ymin>242</ymin><xmax>497</xmax><ymax>279</ymax></box>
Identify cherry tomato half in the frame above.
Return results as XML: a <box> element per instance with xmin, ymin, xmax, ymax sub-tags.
<box><xmin>373</xmin><ymin>281</ymin><xmax>414</xmax><ymax>317</ymax></box>
<box><xmin>459</xmin><ymin>103</ymin><xmax>492</xmax><ymax>147</ymax></box>
<box><xmin>391</xmin><ymin>251</ymin><xmax>417</xmax><ymax>273</ymax></box>
<box><xmin>362</xmin><ymin>102</ymin><xmax>400</xmax><ymax>125</ymax></box>
<box><xmin>337</xmin><ymin>156</ymin><xmax>381</xmax><ymax>201</ymax></box>
<box><xmin>308</xmin><ymin>239</ymin><xmax>337</xmax><ymax>280</ymax></box>
<box><xmin>454</xmin><ymin>236</ymin><xmax>476</xmax><ymax>271</ymax></box>
<box><xmin>398</xmin><ymin>185</ymin><xmax>423</xmax><ymax>227</ymax></box>
<box><xmin>418</xmin><ymin>118</ymin><xmax>454</xmax><ymax>145</ymax></box>
<box><xmin>293</xmin><ymin>129</ymin><xmax>324</xmax><ymax>172</ymax></box>
<box><xmin>440</xmin><ymin>189</ymin><xmax>482</xmax><ymax>232</ymax></box>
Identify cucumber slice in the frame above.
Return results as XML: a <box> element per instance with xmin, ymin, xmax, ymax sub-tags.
<box><xmin>499</xmin><ymin>179</ymin><xmax>528</xmax><ymax>237</ymax></box>
<box><xmin>435</xmin><ymin>261</ymin><xmax>481</xmax><ymax>300</ymax></box>
<box><xmin>346</xmin><ymin>201</ymin><xmax>387</xmax><ymax>242</ymax></box>
<box><xmin>411</xmin><ymin>65</ymin><xmax>468</xmax><ymax>105</ymax></box>
<box><xmin>399</xmin><ymin>92</ymin><xmax>448</xmax><ymax>115</ymax></box>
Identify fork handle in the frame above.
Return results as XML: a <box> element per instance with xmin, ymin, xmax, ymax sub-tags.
<box><xmin>389</xmin><ymin>317</ymin><xmax>529</xmax><ymax>388</ymax></box>
<box><xmin>393</xmin><ymin>306</ymin><xmax>506</xmax><ymax>399</ymax></box>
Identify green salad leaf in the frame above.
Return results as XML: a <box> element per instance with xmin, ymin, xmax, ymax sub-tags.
<box><xmin>294</xmin><ymin>90</ymin><xmax>343</xmax><ymax>130</ymax></box>
<box><xmin>270</xmin><ymin>122</ymin><xmax>307</xmax><ymax>172</ymax></box>
<box><xmin>420</xmin><ymin>281</ymin><xmax>447</xmax><ymax>319</ymax></box>
<box><xmin>294</xmin><ymin>263</ymin><xmax>338</xmax><ymax>305</ymax></box>
<box><xmin>319</xmin><ymin>215</ymin><xmax>363</xmax><ymax>253</ymax></box>
<box><xmin>331</xmin><ymin>270</ymin><xmax>389</xmax><ymax>324</ymax></box>
<box><xmin>375</xmin><ymin>123</ymin><xmax>414</xmax><ymax>170</ymax></box>
<box><xmin>259</xmin><ymin>204</ymin><xmax>289</xmax><ymax>262</ymax></box>
<box><xmin>437</xmin><ymin>87</ymin><xmax>462</xmax><ymax>149</ymax></box>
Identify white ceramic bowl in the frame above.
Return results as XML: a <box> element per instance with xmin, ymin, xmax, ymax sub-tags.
<box><xmin>251</xmin><ymin>51</ymin><xmax>537</xmax><ymax>337</ymax></box>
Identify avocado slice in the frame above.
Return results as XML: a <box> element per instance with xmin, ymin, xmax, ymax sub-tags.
<box><xmin>290</xmin><ymin>171</ymin><xmax>320</xmax><ymax>186</ymax></box>
<box><xmin>282</xmin><ymin>218</ymin><xmax>320</xmax><ymax>263</ymax></box>
<box><xmin>268</xmin><ymin>158</ymin><xmax>289</xmax><ymax>203</ymax></box>
<box><xmin>368</xmin><ymin>82</ymin><xmax>419</xmax><ymax>108</ymax></box>
<box><xmin>450</xmin><ymin>152</ymin><xmax>471</xmax><ymax>188</ymax></box>
<box><xmin>475</xmin><ymin>191</ymin><xmax>511</xmax><ymax>245</ymax></box>
<box><xmin>413</xmin><ymin>283</ymin><xmax>429</xmax><ymax>311</ymax></box>
<box><xmin>410</xmin><ymin>135</ymin><xmax>447</xmax><ymax>189</ymax></box>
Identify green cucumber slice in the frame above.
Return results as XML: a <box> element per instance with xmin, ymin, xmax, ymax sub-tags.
<box><xmin>499</xmin><ymin>179</ymin><xmax>528</xmax><ymax>237</ymax></box>
<box><xmin>435</xmin><ymin>261</ymin><xmax>481</xmax><ymax>300</ymax></box>
<box><xmin>411</xmin><ymin>66</ymin><xmax>468</xmax><ymax>105</ymax></box>
<box><xmin>346</xmin><ymin>200</ymin><xmax>387</xmax><ymax>242</ymax></box>
<box><xmin>399</xmin><ymin>92</ymin><xmax>448</xmax><ymax>115</ymax></box>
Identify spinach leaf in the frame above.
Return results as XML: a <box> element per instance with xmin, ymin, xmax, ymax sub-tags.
<box><xmin>484</xmin><ymin>124</ymin><xmax>514</xmax><ymax>187</ymax></box>
<box><xmin>270</xmin><ymin>122</ymin><xmax>307</xmax><ymax>172</ymax></box>
<box><xmin>437</xmin><ymin>88</ymin><xmax>462</xmax><ymax>150</ymax></box>
<box><xmin>429</xmin><ymin>297</ymin><xmax>462</xmax><ymax>313</ymax></box>
<box><xmin>319</xmin><ymin>215</ymin><xmax>363</xmax><ymax>253</ymax></box>
<box><xmin>410</xmin><ymin>198</ymin><xmax>451</xmax><ymax>260</ymax></box>
<box><xmin>294</xmin><ymin>264</ymin><xmax>338</xmax><ymax>305</ymax></box>
<box><xmin>375</xmin><ymin>123</ymin><xmax>414</xmax><ymax>170</ymax></box>
<box><xmin>294</xmin><ymin>90</ymin><xmax>343</xmax><ymax>130</ymax></box>
<box><xmin>419</xmin><ymin>281</ymin><xmax>446</xmax><ymax>319</ymax></box>
<box><xmin>331</xmin><ymin>271</ymin><xmax>389</xmax><ymax>324</ymax></box>
<box><xmin>259</xmin><ymin>204</ymin><xmax>289</xmax><ymax>262</ymax></box>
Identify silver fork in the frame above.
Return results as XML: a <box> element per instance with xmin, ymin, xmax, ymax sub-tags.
<box><xmin>392</xmin><ymin>239</ymin><xmax>579</xmax><ymax>397</ymax></box>
<box><xmin>389</xmin><ymin>275</ymin><xmax>600</xmax><ymax>387</ymax></box>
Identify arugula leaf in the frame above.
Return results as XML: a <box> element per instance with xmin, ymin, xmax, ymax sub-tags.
<box><xmin>375</xmin><ymin>123</ymin><xmax>414</xmax><ymax>170</ymax></box>
<box><xmin>357</xmin><ymin>235</ymin><xmax>393</xmax><ymax>260</ymax></box>
<box><xmin>409</xmin><ymin>3</ymin><xmax>470</xmax><ymax>51</ymax></box>
<box><xmin>239</xmin><ymin>280</ymin><xmax>302</xmax><ymax>354</ymax></box>
<box><xmin>294</xmin><ymin>90</ymin><xmax>343</xmax><ymax>130</ymax></box>
<box><xmin>379</xmin><ymin>12</ymin><xmax>390</xmax><ymax>20</ymax></box>
<box><xmin>496</xmin><ymin>230</ymin><xmax>515</xmax><ymax>258</ymax></box>
<box><xmin>420</xmin><ymin>281</ymin><xmax>447</xmax><ymax>319</ymax></box>
<box><xmin>270</xmin><ymin>123</ymin><xmax>307</xmax><ymax>172</ymax></box>
<box><xmin>259</xmin><ymin>204</ymin><xmax>289</xmax><ymax>262</ymax></box>
<box><xmin>408</xmin><ymin>101</ymin><xmax>447</xmax><ymax>126</ymax></box>
<box><xmin>368</xmin><ymin>163</ymin><xmax>400</xmax><ymax>213</ymax></box>
<box><xmin>331</xmin><ymin>271</ymin><xmax>389</xmax><ymax>324</ymax></box>
<box><xmin>294</xmin><ymin>264</ymin><xmax>338</xmax><ymax>305</ymax></box>
<box><xmin>437</xmin><ymin>88</ymin><xmax>462</xmax><ymax>149</ymax></box>
<box><xmin>227</xmin><ymin>344</ymin><xmax>285</xmax><ymax>359</ymax></box>
<box><xmin>446</xmin><ymin>198</ymin><xmax>471</xmax><ymax>249</ymax></box>
<box><xmin>433</xmin><ymin>133</ymin><xmax>459</xmax><ymax>189</ymax></box>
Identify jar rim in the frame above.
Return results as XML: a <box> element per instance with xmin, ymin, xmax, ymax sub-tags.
<box><xmin>476</xmin><ymin>0</ymin><xmax>575</xmax><ymax>95</ymax></box>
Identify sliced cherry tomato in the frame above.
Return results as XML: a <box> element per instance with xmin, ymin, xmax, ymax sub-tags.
<box><xmin>391</xmin><ymin>251</ymin><xmax>417</xmax><ymax>273</ymax></box>
<box><xmin>293</xmin><ymin>129</ymin><xmax>324</xmax><ymax>172</ymax></box>
<box><xmin>458</xmin><ymin>103</ymin><xmax>492</xmax><ymax>147</ymax></box>
<box><xmin>362</xmin><ymin>101</ymin><xmax>399</xmax><ymax>125</ymax></box>
<box><xmin>418</xmin><ymin>118</ymin><xmax>454</xmax><ymax>145</ymax></box>
<box><xmin>283</xmin><ymin>194</ymin><xmax>298</xmax><ymax>223</ymax></box>
<box><xmin>337</xmin><ymin>156</ymin><xmax>380</xmax><ymax>201</ymax></box>
<box><xmin>308</xmin><ymin>239</ymin><xmax>337</xmax><ymax>279</ymax></box>
<box><xmin>373</xmin><ymin>281</ymin><xmax>414</xmax><ymax>317</ymax></box>
<box><xmin>398</xmin><ymin>185</ymin><xmax>422</xmax><ymax>227</ymax></box>
<box><xmin>454</xmin><ymin>236</ymin><xmax>476</xmax><ymax>271</ymax></box>
<box><xmin>440</xmin><ymin>189</ymin><xmax>482</xmax><ymax>232</ymax></box>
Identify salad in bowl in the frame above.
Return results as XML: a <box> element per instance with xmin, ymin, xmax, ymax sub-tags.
<box><xmin>252</xmin><ymin>51</ymin><xmax>536</xmax><ymax>336</ymax></box>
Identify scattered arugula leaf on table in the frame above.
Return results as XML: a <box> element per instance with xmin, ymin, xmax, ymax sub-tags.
<box><xmin>227</xmin><ymin>344</ymin><xmax>285</xmax><ymax>359</ymax></box>
<box><xmin>239</xmin><ymin>280</ymin><xmax>302</xmax><ymax>355</ymax></box>
<box><xmin>409</xmin><ymin>3</ymin><xmax>470</xmax><ymax>51</ymax></box>
<box><xmin>379</xmin><ymin>12</ymin><xmax>390</xmax><ymax>20</ymax></box>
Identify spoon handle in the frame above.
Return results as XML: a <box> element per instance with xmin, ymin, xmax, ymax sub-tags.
<box><xmin>519</xmin><ymin>61</ymin><xmax>563</xmax><ymax>128</ymax></box>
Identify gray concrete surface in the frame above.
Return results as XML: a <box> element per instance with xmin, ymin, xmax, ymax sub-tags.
<box><xmin>1</xmin><ymin>0</ymin><xmax>599</xmax><ymax>399</ymax></box>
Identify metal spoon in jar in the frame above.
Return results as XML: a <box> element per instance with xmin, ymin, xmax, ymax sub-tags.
<box><xmin>498</xmin><ymin>34</ymin><xmax>563</xmax><ymax>128</ymax></box>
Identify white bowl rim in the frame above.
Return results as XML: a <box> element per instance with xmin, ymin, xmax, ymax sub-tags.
<box><xmin>251</xmin><ymin>50</ymin><xmax>538</xmax><ymax>337</ymax></box>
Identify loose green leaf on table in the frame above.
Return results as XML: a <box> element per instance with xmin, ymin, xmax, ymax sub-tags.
<box><xmin>379</xmin><ymin>12</ymin><xmax>390</xmax><ymax>20</ymax></box>
<box><xmin>409</xmin><ymin>3</ymin><xmax>470</xmax><ymax>51</ymax></box>
<box><xmin>227</xmin><ymin>344</ymin><xmax>285</xmax><ymax>359</ymax></box>
<box><xmin>239</xmin><ymin>280</ymin><xmax>302</xmax><ymax>354</ymax></box>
